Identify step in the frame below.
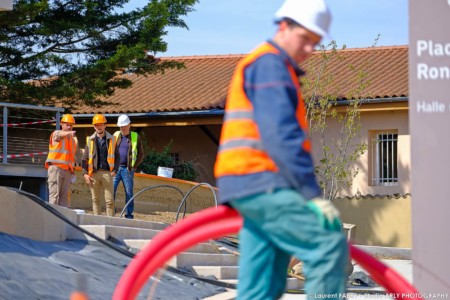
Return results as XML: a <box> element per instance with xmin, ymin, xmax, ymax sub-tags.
<box><xmin>175</xmin><ymin>253</ymin><xmax>239</xmax><ymax>268</ymax></box>
<box><xmin>202</xmin><ymin>291</ymin><xmax>236</xmax><ymax>300</ymax></box>
<box><xmin>124</xmin><ymin>239</ymin><xmax>223</xmax><ymax>254</ymax></box>
<box><xmin>193</xmin><ymin>266</ymin><xmax>239</xmax><ymax>280</ymax></box>
<box><xmin>67</xmin><ymin>225</ymin><xmax>162</xmax><ymax>241</ymax></box>
<box><xmin>221</xmin><ymin>278</ymin><xmax>304</xmax><ymax>291</ymax></box>
<box><xmin>77</xmin><ymin>213</ymin><xmax>169</xmax><ymax>230</ymax></box>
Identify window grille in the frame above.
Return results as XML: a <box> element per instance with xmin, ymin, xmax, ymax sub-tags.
<box><xmin>370</xmin><ymin>131</ymin><xmax>398</xmax><ymax>186</ymax></box>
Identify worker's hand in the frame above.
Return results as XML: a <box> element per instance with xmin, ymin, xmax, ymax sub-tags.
<box><xmin>306</xmin><ymin>197</ymin><xmax>342</xmax><ymax>231</ymax></box>
<box><xmin>111</xmin><ymin>171</ymin><xmax>116</xmax><ymax>177</ymax></box>
<box><xmin>83</xmin><ymin>174</ymin><xmax>93</xmax><ymax>185</ymax></box>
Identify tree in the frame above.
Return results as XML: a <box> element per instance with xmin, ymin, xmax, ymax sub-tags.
<box><xmin>0</xmin><ymin>0</ymin><xmax>198</xmax><ymax>110</ymax></box>
<box><xmin>302</xmin><ymin>38</ymin><xmax>380</xmax><ymax>200</ymax></box>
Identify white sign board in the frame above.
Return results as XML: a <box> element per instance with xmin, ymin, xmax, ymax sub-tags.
<box><xmin>0</xmin><ymin>0</ymin><xmax>12</xmax><ymax>11</ymax></box>
<box><xmin>409</xmin><ymin>0</ymin><xmax>450</xmax><ymax>293</ymax></box>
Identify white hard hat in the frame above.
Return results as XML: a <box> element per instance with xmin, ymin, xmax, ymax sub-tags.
<box><xmin>117</xmin><ymin>114</ymin><xmax>131</xmax><ymax>127</ymax></box>
<box><xmin>275</xmin><ymin>0</ymin><xmax>331</xmax><ymax>38</ymax></box>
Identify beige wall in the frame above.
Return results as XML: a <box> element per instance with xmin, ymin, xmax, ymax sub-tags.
<box><xmin>310</xmin><ymin>109</ymin><xmax>411</xmax><ymax>197</ymax></box>
<box><xmin>335</xmin><ymin>195</ymin><xmax>412</xmax><ymax>248</ymax></box>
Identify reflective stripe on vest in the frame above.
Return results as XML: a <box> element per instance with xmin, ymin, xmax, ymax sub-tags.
<box><xmin>214</xmin><ymin>42</ymin><xmax>311</xmax><ymax>178</ymax></box>
<box><xmin>113</xmin><ymin>131</ymin><xmax>138</xmax><ymax>167</ymax></box>
<box><xmin>45</xmin><ymin>133</ymin><xmax>75</xmax><ymax>171</ymax></box>
<box><xmin>86</xmin><ymin>135</ymin><xmax>115</xmax><ymax>176</ymax></box>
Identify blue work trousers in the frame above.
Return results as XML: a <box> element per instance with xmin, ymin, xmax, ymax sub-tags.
<box><xmin>230</xmin><ymin>188</ymin><xmax>348</xmax><ymax>300</ymax></box>
<box><xmin>113</xmin><ymin>167</ymin><xmax>135</xmax><ymax>219</ymax></box>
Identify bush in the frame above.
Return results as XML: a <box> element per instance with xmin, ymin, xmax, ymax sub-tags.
<box><xmin>138</xmin><ymin>142</ymin><xmax>198</xmax><ymax>182</ymax></box>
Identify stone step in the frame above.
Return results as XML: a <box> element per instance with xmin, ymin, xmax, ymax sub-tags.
<box><xmin>124</xmin><ymin>239</ymin><xmax>224</xmax><ymax>254</ymax></box>
<box><xmin>176</xmin><ymin>253</ymin><xmax>239</xmax><ymax>268</ymax></box>
<box><xmin>76</xmin><ymin>213</ymin><xmax>169</xmax><ymax>230</ymax></box>
<box><xmin>202</xmin><ymin>291</ymin><xmax>236</xmax><ymax>300</ymax></box>
<box><xmin>67</xmin><ymin>225</ymin><xmax>162</xmax><ymax>241</ymax></box>
<box><xmin>193</xmin><ymin>266</ymin><xmax>239</xmax><ymax>280</ymax></box>
<box><xmin>221</xmin><ymin>278</ymin><xmax>304</xmax><ymax>291</ymax></box>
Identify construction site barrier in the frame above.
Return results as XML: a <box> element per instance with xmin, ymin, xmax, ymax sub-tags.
<box><xmin>0</xmin><ymin>151</ymin><xmax>48</xmax><ymax>159</ymax></box>
<box><xmin>113</xmin><ymin>205</ymin><xmax>422</xmax><ymax>300</ymax></box>
<box><xmin>0</xmin><ymin>118</ymin><xmax>55</xmax><ymax>127</ymax></box>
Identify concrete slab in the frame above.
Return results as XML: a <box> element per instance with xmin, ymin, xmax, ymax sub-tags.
<box><xmin>124</xmin><ymin>239</ymin><xmax>222</xmax><ymax>254</ymax></box>
<box><xmin>77</xmin><ymin>213</ymin><xmax>169</xmax><ymax>230</ymax></box>
<box><xmin>67</xmin><ymin>224</ymin><xmax>162</xmax><ymax>240</ymax></box>
<box><xmin>176</xmin><ymin>253</ymin><xmax>239</xmax><ymax>268</ymax></box>
<box><xmin>0</xmin><ymin>187</ymin><xmax>75</xmax><ymax>241</ymax></box>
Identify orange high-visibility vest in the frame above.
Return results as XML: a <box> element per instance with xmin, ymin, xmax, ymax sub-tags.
<box><xmin>86</xmin><ymin>135</ymin><xmax>115</xmax><ymax>176</ymax></box>
<box><xmin>215</xmin><ymin>43</ymin><xmax>311</xmax><ymax>178</ymax></box>
<box><xmin>45</xmin><ymin>132</ymin><xmax>76</xmax><ymax>171</ymax></box>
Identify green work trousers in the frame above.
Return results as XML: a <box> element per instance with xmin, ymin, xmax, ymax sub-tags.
<box><xmin>230</xmin><ymin>189</ymin><xmax>348</xmax><ymax>300</ymax></box>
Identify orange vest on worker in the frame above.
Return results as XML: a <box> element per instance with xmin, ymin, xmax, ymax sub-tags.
<box><xmin>215</xmin><ymin>42</ymin><xmax>311</xmax><ymax>178</ymax></box>
<box><xmin>45</xmin><ymin>132</ymin><xmax>76</xmax><ymax>171</ymax></box>
<box><xmin>86</xmin><ymin>135</ymin><xmax>116</xmax><ymax>176</ymax></box>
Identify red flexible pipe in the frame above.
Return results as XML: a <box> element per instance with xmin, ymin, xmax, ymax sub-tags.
<box><xmin>113</xmin><ymin>205</ymin><xmax>421</xmax><ymax>300</ymax></box>
<box><xmin>113</xmin><ymin>206</ymin><xmax>240</xmax><ymax>300</ymax></box>
<box><xmin>350</xmin><ymin>245</ymin><xmax>418</xmax><ymax>296</ymax></box>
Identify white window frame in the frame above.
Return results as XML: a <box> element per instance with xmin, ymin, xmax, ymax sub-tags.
<box><xmin>370</xmin><ymin>130</ymin><xmax>398</xmax><ymax>186</ymax></box>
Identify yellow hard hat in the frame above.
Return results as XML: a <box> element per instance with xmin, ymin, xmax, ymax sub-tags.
<box><xmin>61</xmin><ymin>114</ymin><xmax>75</xmax><ymax>124</ymax></box>
<box><xmin>92</xmin><ymin>114</ymin><xmax>107</xmax><ymax>125</ymax></box>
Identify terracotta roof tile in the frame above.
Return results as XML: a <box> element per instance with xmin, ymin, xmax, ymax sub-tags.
<box><xmin>74</xmin><ymin>46</ymin><xmax>408</xmax><ymax>114</ymax></box>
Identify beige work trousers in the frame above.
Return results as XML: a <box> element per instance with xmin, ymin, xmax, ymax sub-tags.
<box><xmin>89</xmin><ymin>170</ymin><xmax>115</xmax><ymax>216</ymax></box>
<box><xmin>47</xmin><ymin>165</ymin><xmax>71</xmax><ymax>207</ymax></box>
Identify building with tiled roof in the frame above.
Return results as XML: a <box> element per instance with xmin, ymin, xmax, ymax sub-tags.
<box><xmin>72</xmin><ymin>45</ymin><xmax>410</xmax><ymax>199</ymax></box>
<box><xmin>74</xmin><ymin>46</ymin><xmax>407</xmax><ymax>115</ymax></box>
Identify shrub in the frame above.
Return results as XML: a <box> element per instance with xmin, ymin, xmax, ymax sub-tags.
<box><xmin>138</xmin><ymin>142</ymin><xmax>198</xmax><ymax>182</ymax></box>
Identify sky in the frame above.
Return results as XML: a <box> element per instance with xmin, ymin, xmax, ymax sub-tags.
<box><xmin>154</xmin><ymin>0</ymin><xmax>409</xmax><ymax>57</ymax></box>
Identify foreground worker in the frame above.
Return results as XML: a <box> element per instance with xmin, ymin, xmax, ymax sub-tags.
<box><xmin>113</xmin><ymin>114</ymin><xmax>144</xmax><ymax>219</ymax></box>
<box><xmin>45</xmin><ymin>114</ymin><xmax>78</xmax><ymax>207</ymax></box>
<box><xmin>81</xmin><ymin>114</ymin><xmax>119</xmax><ymax>216</ymax></box>
<box><xmin>214</xmin><ymin>0</ymin><xmax>348</xmax><ymax>299</ymax></box>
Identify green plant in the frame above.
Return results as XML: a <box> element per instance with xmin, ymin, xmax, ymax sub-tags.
<box><xmin>302</xmin><ymin>37</ymin><xmax>380</xmax><ymax>200</ymax></box>
<box><xmin>138</xmin><ymin>142</ymin><xmax>198</xmax><ymax>181</ymax></box>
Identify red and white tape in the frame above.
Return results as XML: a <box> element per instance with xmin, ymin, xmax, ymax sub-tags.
<box><xmin>0</xmin><ymin>152</ymin><xmax>48</xmax><ymax>159</ymax></box>
<box><xmin>0</xmin><ymin>119</ymin><xmax>55</xmax><ymax>127</ymax></box>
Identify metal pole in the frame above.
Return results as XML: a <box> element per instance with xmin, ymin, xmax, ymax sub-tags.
<box><xmin>56</xmin><ymin>111</ymin><xmax>61</xmax><ymax>130</ymax></box>
<box><xmin>3</xmin><ymin>106</ymin><xmax>7</xmax><ymax>163</ymax></box>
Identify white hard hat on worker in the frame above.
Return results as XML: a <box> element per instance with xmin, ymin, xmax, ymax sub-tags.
<box><xmin>273</xmin><ymin>0</ymin><xmax>331</xmax><ymax>64</ymax></box>
<box><xmin>117</xmin><ymin>114</ymin><xmax>131</xmax><ymax>127</ymax></box>
<box><xmin>275</xmin><ymin>0</ymin><xmax>331</xmax><ymax>38</ymax></box>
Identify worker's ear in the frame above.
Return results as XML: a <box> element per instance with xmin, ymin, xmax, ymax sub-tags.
<box><xmin>278</xmin><ymin>20</ymin><xmax>289</xmax><ymax>31</ymax></box>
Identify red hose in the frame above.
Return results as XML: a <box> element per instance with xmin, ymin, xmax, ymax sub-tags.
<box><xmin>113</xmin><ymin>205</ymin><xmax>421</xmax><ymax>300</ymax></box>
<box><xmin>350</xmin><ymin>245</ymin><xmax>419</xmax><ymax>297</ymax></box>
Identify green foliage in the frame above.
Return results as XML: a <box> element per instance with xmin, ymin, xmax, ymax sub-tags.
<box><xmin>0</xmin><ymin>0</ymin><xmax>198</xmax><ymax>110</ymax></box>
<box><xmin>138</xmin><ymin>141</ymin><xmax>198</xmax><ymax>181</ymax></box>
<box><xmin>302</xmin><ymin>37</ymin><xmax>380</xmax><ymax>200</ymax></box>
<box><xmin>172</xmin><ymin>161</ymin><xmax>197</xmax><ymax>182</ymax></box>
<box><xmin>139</xmin><ymin>143</ymin><xmax>174</xmax><ymax>176</ymax></box>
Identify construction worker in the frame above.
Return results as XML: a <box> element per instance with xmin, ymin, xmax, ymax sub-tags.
<box><xmin>113</xmin><ymin>114</ymin><xmax>144</xmax><ymax>219</ymax></box>
<box><xmin>81</xmin><ymin>114</ymin><xmax>119</xmax><ymax>216</ymax></box>
<box><xmin>214</xmin><ymin>0</ymin><xmax>348</xmax><ymax>299</ymax></box>
<box><xmin>45</xmin><ymin>114</ymin><xmax>78</xmax><ymax>207</ymax></box>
